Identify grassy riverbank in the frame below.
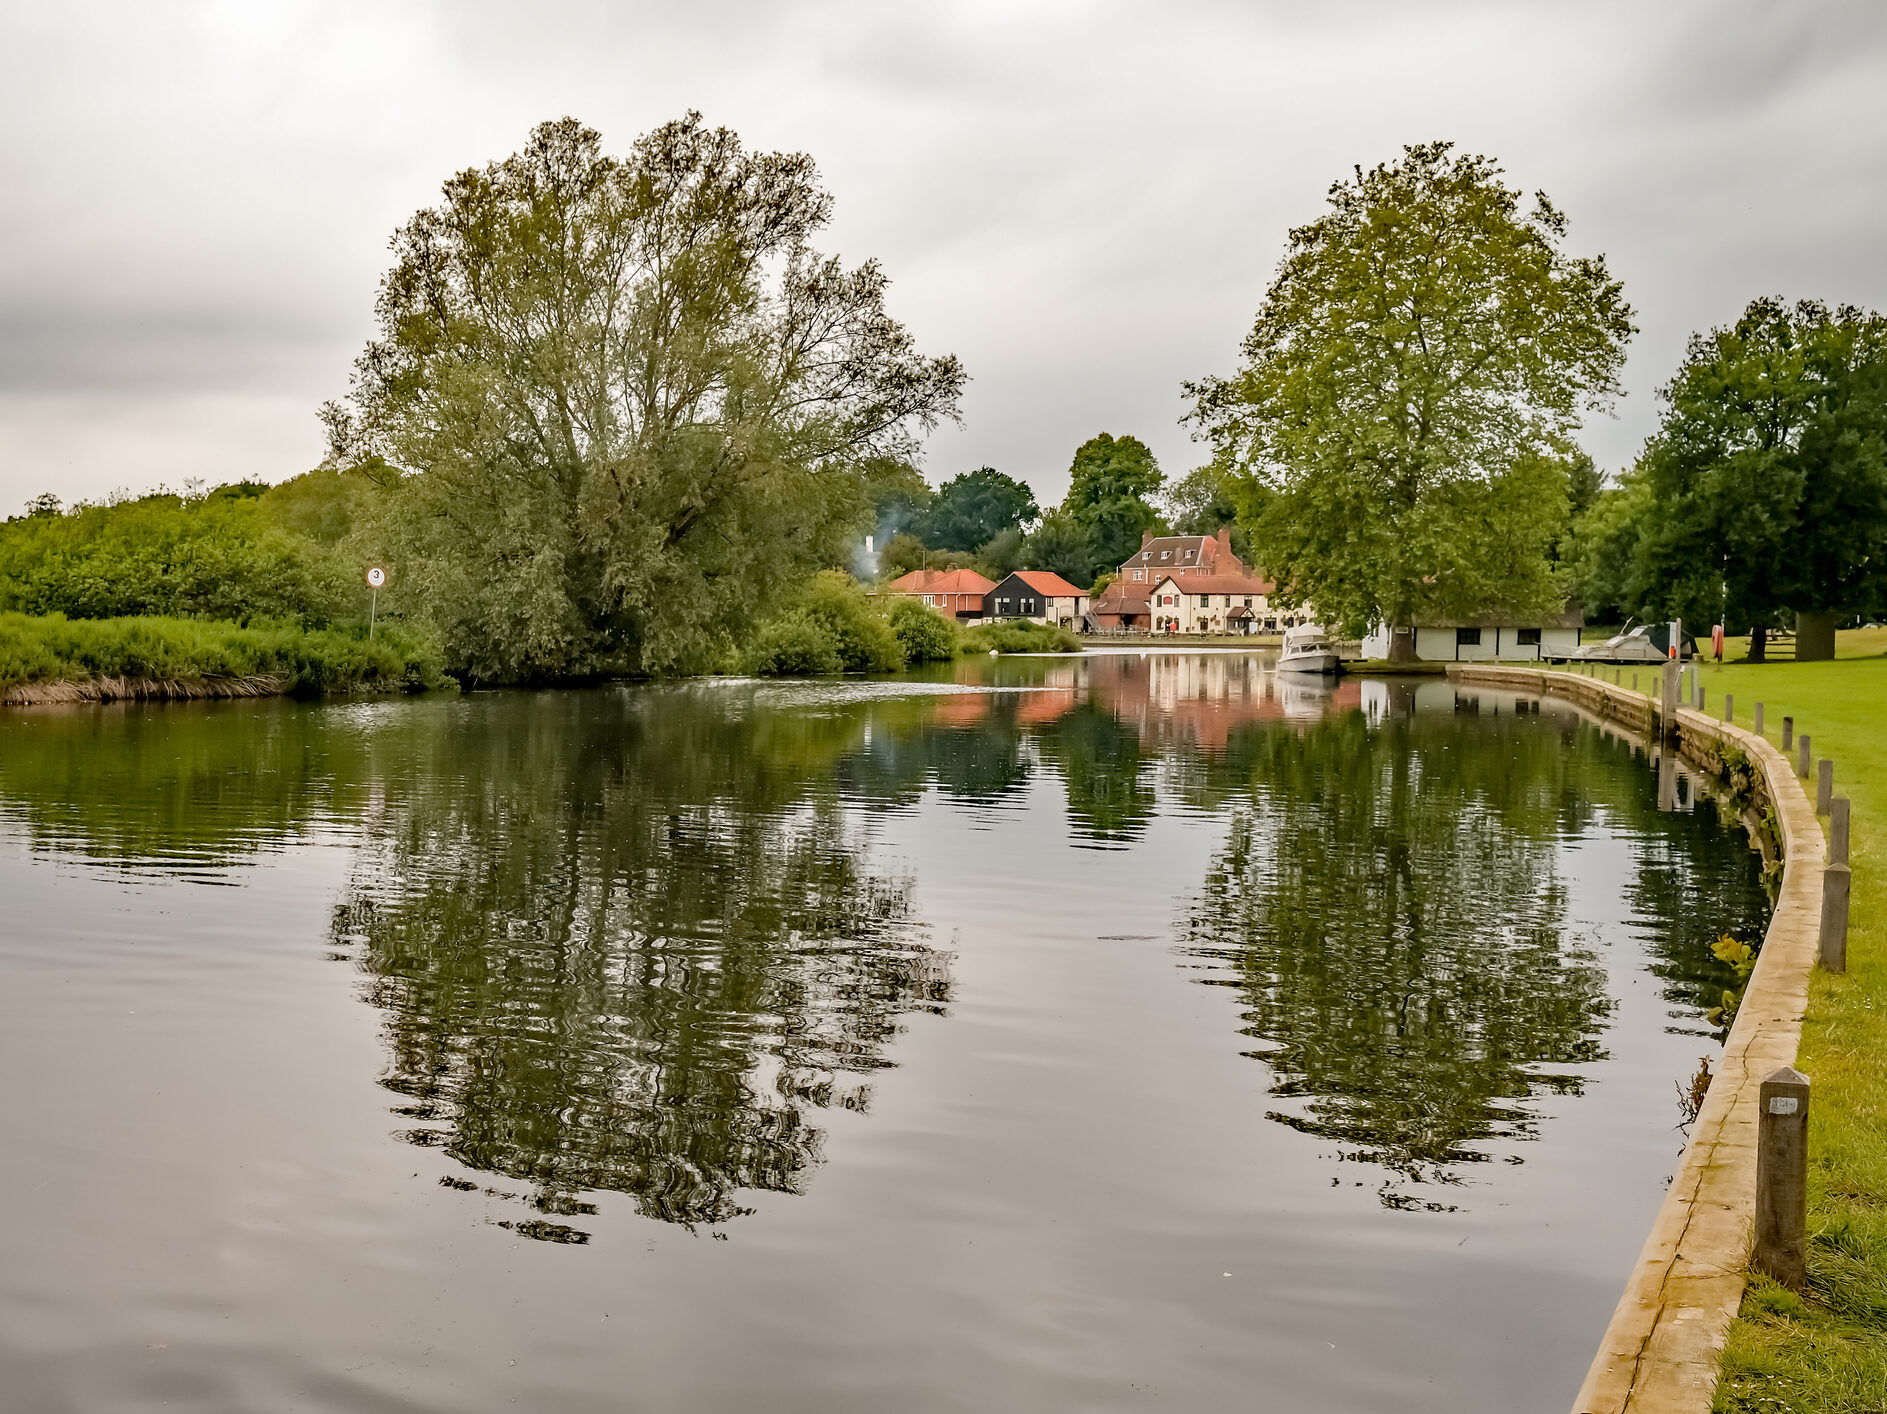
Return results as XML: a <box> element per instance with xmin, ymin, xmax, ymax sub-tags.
<box><xmin>1559</xmin><ymin>633</ymin><xmax>1887</xmax><ymax>1413</ymax></box>
<box><xmin>0</xmin><ymin>611</ymin><xmax>451</xmax><ymax>700</ymax></box>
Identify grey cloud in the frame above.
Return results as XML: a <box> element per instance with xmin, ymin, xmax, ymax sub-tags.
<box><xmin>0</xmin><ymin>0</ymin><xmax>1884</xmax><ymax>512</ymax></box>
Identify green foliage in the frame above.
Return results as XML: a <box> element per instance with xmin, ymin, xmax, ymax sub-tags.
<box><xmin>1568</xmin><ymin>468</ymin><xmax>1654</xmax><ymax>624</ymax></box>
<box><xmin>0</xmin><ymin>487</ymin><xmax>352</xmax><ymax>626</ymax></box>
<box><xmin>865</xmin><ymin>458</ymin><xmax>934</xmax><ymax>543</ymax></box>
<box><xmin>1026</xmin><ymin>508</ymin><xmax>1098</xmax><ymax>588</ymax></box>
<box><xmin>1164</xmin><ymin>463</ymin><xmax>1252</xmax><ymax>560</ymax></box>
<box><xmin>329</xmin><ymin>115</ymin><xmax>962</xmax><ymax>684</ymax></box>
<box><xmin>910</xmin><ymin>467</ymin><xmax>1039</xmax><ymax>551</ymax></box>
<box><xmin>975</xmin><ymin>527</ymin><xmax>1025</xmax><ymax>579</ymax></box>
<box><xmin>799</xmin><ymin>572</ymin><xmax>905</xmax><ymax>672</ymax></box>
<box><xmin>1705</xmin><ymin>933</ymin><xmax>1759</xmax><ymax>1029</ymax></box>
<box><xmin>745</xmin><ymin>572</ymin><xmax>904</xmax><ymax>675</ymax></box>
<box><xmin>0</xmin><ymin>611</ymin><xmax>448</xmax><ymax>694</ymax></box>
<box><xmin>1616</xmin><ymin>298</ymin><xmax>1887</xmax><ymax>636</ymax></box>
<box><xmin>958</xmin><ymin>618</ymin><xmax>1082</xmax><ymax>654</ymax></box>
<box><xmin>259</xmin><ymin>467</ymin><xmax>374</xmax><ymax>546</ymax></box>
<box><xmin>880</xmin><ymin>531</ymin><xmax>928</xmax><ymax>581</ymax></box>
<box><xmin>1060</xmin><ymin>432</ymin><xmax>1165</xmax><ymax>581</ymax></box>
<box><xmin>744</xmin><ymin>610</ymin><xmax>844</xmax><ymax>676</ymax></box>
<box><xmin>888</xmin><ymin>597</ymin><xmax>959</xmax><ymax>662</ymax></box>
<box><xmin>1187</xmin><ymin>141</ymin><xmax>1635</xmax><ymax>642</ymax></box>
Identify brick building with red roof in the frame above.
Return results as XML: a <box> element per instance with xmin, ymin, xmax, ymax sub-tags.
<box><xmin>1094</xmin><ymin>528</ymin><xmax>1298</xmax><ymax>634</ymax></box>
<box><xmin>882</xmin><ymin>567</ymin><xmax>997</xmax><ymax>621</ymax></box>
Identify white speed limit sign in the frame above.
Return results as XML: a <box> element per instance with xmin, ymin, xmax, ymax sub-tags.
<box><xmin>366</xmin><ymin>566</ymin><xmax>387</xmax><ymax>588</ymax></box>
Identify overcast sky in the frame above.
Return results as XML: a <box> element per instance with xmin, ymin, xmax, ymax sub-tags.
<box><xmin>1</xmin><ymin>0</ymin><xmax>1883</xmax><ymax>515</ymax></box>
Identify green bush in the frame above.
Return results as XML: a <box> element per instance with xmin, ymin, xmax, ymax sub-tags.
<box><xmin>0</xmin><ymin>486</ymin><xmax>352</xmax><ymax>626</ymax></box>
<box><xmin>745</xmin><ymin>573</ymin><xmax>907</xmax><ymax>676</ymax></box>
<box><xmin>0</xmin><ymin>611</ymin><xmax>450</xmax><ymax>695</ymax></box>
<box><xmin>743</xmin><ymin>609</ymin><xmax>844</xmax><ymax>676</ymax></box>
<box><xmin>888</xmin><ymin>597</ymin><xmax>959</xmax><ymax>662</ymax></box>
<box><xmin>959</xmin><ymin>618</ymin><xmax>1083</xmax><ymax>654</ymax></box>
<box><xmin>797</xmin><ymin>572</ymin><xmax>905</xmax><ymax>672</ymax></box>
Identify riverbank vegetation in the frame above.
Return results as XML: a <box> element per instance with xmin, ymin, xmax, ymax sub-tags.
<box><xmin>740</xmin><ymin>573</ymin><xmax>1075</xmax><ymax>676</ymax></box>
<box><xmin>1</xmin><ymin>479</ymin><xmax>362</xmax><ymax>626</ymax></box>
<box><xmin>0</xmin><ymin>611</ymin><xmax>449</xmax><ymax>698</ymax></box>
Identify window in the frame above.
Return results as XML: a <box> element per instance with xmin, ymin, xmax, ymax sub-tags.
<box><xmin>1517</xmin><ymin>628</ymin><xmax>1541</xmax><ymax>646</ymax></box>
<box><xmin>1457</xmin><ymin>627</ymin><xmax>1482</xmax><ymax>647</ymax></box>
<box><xmin>1160</xmin><ymin>551</ymin><xmax>1170</xmax><ymax>560</ymax></box>
<box><xmin>1184</xmin><ymin>549</ymin><xmax>1194</xmax><ymax>559</ymax></box>
<box><xmin>1243</xmin><ymin>597</ymin><xmax>1253</xmax><ymax>607</ymax></box>
<box><xmin>1133</xmin><ymin>570</ymin><xmax>1143</xmax><ymax>581</ymax></box>
<box><xmin>1141</xmin><ymin>552</ymin><xmax>1151</xmax><ymax>562</ymax></box>
<box><xmin>1198</xmin><ymin>595</ymin><xmax>1209</xmax><ymax>607</ymax></box>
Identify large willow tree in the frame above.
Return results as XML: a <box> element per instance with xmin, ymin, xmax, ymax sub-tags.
<box><xmin>326</xmin><ymin>116</ymin><xmax>964</xmax><ymax>681</ymax></box>
<box><xmin>1187</xmin><ymin>143</ymin><xmax>1634</xmax><ymax>657</ymax></box>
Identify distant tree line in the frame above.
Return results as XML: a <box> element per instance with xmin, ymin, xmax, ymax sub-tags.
<box><xmin>1566</xmin><ymin>298</ymin><xmax>1887</xmax><ymax>658</ymax></box>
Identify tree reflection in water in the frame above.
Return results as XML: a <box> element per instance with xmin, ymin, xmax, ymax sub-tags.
<box><xmin>1176</xmin><ymin>707</ymin><xmax>1617</xmax><ymax>1201</ymax></box>
<box><xmin>331</xmin><ymin>688</ymin><xmax>951</xmax><ymax>1234</ymax></box>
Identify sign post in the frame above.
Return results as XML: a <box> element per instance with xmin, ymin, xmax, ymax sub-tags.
<box><xmin>366</xmin><ymin>566</ymin><xmax>387</xmax><ymax>639</ymax></box>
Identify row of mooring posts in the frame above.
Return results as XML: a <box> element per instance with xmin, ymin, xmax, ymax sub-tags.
<box><xmin>1756</xmin><ymin>683</ymin><xmax>1848</xmax><ymax>1289</ymax></box>
<box><xmin>1563</xmin><ymin>651</ymin><xmax>1846</xmax><ymax>1292</ymax></box>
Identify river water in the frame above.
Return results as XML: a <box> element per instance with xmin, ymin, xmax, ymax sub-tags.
<box><xmin>0</xmin><ymin>652</ymin><xmax>1770</xmax><ymax>1414</ymax></box>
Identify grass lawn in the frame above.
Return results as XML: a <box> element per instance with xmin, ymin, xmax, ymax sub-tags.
<box><xmin>1559</xmin><ymin>630</ymin><xmax>1887</xmax><ymax>1413</ymax></box>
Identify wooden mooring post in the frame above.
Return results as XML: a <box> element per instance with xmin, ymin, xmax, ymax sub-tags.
<box><xmin>1755</xmin><ymin>1068</ymin><xmax>1811</xmax><ymax>1290</ymax></box>
<box><xmin>1799</xmin><ymin>733</ymin><xmax>1812</xmax><ymax>779</ymax></box>
<box><xmin>1817</xmin><ymin>758</ymin><xmax>1834</xmax><ymax>815</ymax></box>
<box><xmin>1661</xmin><ymin>655</ymin><xmax>1679</xmax><ymax>739</ymax></box>
<box><xmin>1783</xmin><ymin>715</ymin><xmax>1794</xmax><ymax>749</ymax></box>
<box><xmin>1822</xmin><ymin>796</ymin><xmax>1851</xmax><ymax>974</ymax></box>
<box><xmin>1754</xmin><ymin>702</ymin><xmax>1764</xmax><ymax>736</ymax></box>
<box><xmin>1725</xmin><ymin>693</ymin><xmax>1733</xmax><ymax>724</ymax></box>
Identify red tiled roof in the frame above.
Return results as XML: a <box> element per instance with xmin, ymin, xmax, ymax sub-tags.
<box><xmin>1120</xmin><ymin>533</ymin><xmax>1248</xmax><ymax>578</ymax></box>
<box><xmin>1011</xmin><ymin>570</ymin><xmax>1088</xmax><ymax>598</ymax></box>
<box><xmin>1150</xmin><ymin>571</ymin><xmax>1276</xmax><ymax>595</ymax></box>
<box><xmin>1092</xmin><ymin>582</ymin><xmax>1151</xmax><ymax>613</ymax></box>
<box><xmin>886</xmin><ymin>568</ymin><xmax>996</xmax><ymax>595</ymax></box>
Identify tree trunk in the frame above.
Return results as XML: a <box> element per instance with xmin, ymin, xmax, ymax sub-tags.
<box><xmin>1386</xmin><ymin>623</ymin><xmax>1419</xmax><ymax>663</ymax></box>
<box><xmin>1749</xmin><ymin>625</ymin><xmax>1767</xmax><ymax>663</ymax></box>
<box><xmin>1796</xmin><ymin>610</ymin><xmax>1837</xmax><ymax>662</ymax></box>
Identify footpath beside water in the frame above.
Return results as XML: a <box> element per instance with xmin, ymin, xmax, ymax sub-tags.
<box><xmin>1446</xmin><ymin>664</ymin><xmax>1826</xmax><ymax>1414</ymax></box>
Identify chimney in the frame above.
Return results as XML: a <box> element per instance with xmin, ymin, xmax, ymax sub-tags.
<box><xmin>1141</xmin><ymin>529</ymin><xmax>1155</xmax><ymax>548</ymax></box>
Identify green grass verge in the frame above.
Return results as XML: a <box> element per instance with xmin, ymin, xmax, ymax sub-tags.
<box><xmin>0</xmin><ymin>611</ymin><xmax>452</xmax><ymax>696</ymax></box>
<box><xmin>1552</xmin><ymin>632</ymin><xmax>1887</xmax><ymax>1413</ymax></box>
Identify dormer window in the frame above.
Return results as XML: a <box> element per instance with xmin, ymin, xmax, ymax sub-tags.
<box><xmin>1141</xmin><ymin>552</ymin><xmax>1151</xmax><ymax>561</ymax></box>
<box><xmin>1185</xmin><ymin>550</ymin><xmax>1194</xmax><ymax>559</ymax></box>
<box><xmin>1160</xmin><ymin>551</ymin><xmax>1170</xmax><ymax>560</ymax></box>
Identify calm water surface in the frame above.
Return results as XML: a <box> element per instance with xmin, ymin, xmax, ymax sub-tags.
<box><xmin>0</xmin><ymin>653</ymin><xmax>1771</xmax><ymax>1413</ymax></box>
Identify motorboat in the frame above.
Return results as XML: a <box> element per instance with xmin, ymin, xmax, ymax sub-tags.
<box><xmin>1561</xmin><ymin>620</ymin><xmax>1696</xmax><ymax>665</ymax></box>
<box><xmin>1277</xmin><ymin>623</ymin><xmax>1342</xmax><ymax>675</ymax></box>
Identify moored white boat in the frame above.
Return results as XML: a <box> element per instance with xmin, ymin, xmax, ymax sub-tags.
<box><xmin>1277</xmin><ymin>623</ymin><xmax>1342</xmax><ymax>675</ymax></box>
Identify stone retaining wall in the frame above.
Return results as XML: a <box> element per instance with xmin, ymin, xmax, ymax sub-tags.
<box><xmin>1442</xmin><ymin>664</ymin><xmax>1824</xmax><ymax>1414</ymax></box>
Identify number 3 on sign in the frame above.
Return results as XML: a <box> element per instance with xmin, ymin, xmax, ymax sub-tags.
<box><xmin>366</xmin><ymin>567</ymin><xmax>387</xmax><ymax>588</ymax></box>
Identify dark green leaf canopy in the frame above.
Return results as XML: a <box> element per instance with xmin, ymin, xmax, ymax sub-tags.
<box><xmin>331</xmin><ymin>115</ymin><xmax>964</xmax><ymax>682</ymax></box>
<box><xmin>1187</xmin><ymin>141</ymin><xmax>1634</xmax><ymax>640</ymax></box>
<box><xmin>1621</xmin><ymin>298</ymin><xmax>1887</xmax><ymax>639</ymax></box>
<box><xmin>909</xmin><ymin>466</ymin><xmax>1039</xmax><ymax>551</ymax></box>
